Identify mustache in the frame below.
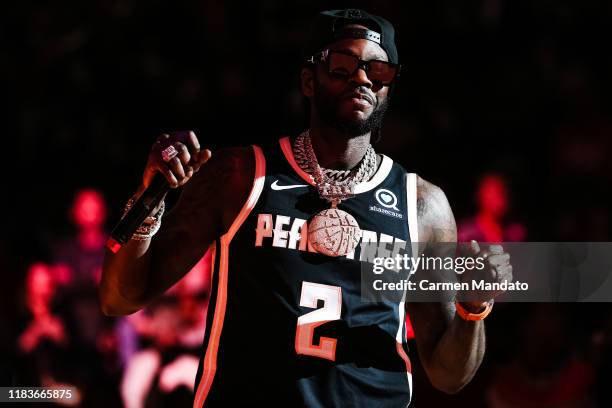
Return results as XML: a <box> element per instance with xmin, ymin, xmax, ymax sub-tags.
<box><xmin>341</xmin><ymin>86</ymin><xmax>376</xmax><ymax>106</ymax></box>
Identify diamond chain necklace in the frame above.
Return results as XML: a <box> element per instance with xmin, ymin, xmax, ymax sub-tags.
<box><xmin>293</xmin><ymin>130</ymin><xmax>377</xmax><ymax>206</ymax></box>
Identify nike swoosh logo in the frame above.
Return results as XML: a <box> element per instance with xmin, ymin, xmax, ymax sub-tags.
<box><xmin>270</xmin><ymin>180</ymin><xmax>308</xmax><ymax>191</ymax></box>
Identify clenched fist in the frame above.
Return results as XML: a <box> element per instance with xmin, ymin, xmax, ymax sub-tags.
<box><xmin>459</xmin><ymin>240</ymin><xmax>513</xmax><ymax>312</ymax></box>
<box><xmin>142</xmin><ymin>130</ymin><xmax>211</xmax><ymax>190</ymax></box>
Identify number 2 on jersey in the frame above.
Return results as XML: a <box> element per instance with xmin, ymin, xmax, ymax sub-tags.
<box><xmin>295</xmin><ymin>281</ymin><xmax>342</xmax><ymax>361</ymax></box>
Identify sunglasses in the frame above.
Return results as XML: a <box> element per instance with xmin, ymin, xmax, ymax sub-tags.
<box><xmin>307</xmin><ymin>49</ymin><xmax>400</xmax><ymax>86</ymax></box>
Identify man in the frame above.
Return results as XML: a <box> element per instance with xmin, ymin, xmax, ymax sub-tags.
<box><xmin>101</xmin><ymin>9</ymin><xmax>513</xmax><ymax>407</ymax></box>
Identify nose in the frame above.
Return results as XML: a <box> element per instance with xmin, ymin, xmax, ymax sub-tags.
<box><xmin>349</xmin><ymin>66</ymin><xmax>373</xmax><ymax>88</ymax></box>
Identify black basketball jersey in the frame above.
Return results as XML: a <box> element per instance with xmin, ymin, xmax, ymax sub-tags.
<box><xmin>193</xmin><ymin>137</ymin><xmax>419</xmax><ymax>407</ymax></box>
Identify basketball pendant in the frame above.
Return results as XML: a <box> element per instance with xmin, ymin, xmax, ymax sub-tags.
<box><xmin>308</xmin><ymin>208</ymin><xmax>362</xmax><ymax>257</ymax></box>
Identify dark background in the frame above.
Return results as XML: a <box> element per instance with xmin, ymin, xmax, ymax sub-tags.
<box><xmin>1</xmin><ymin>0</ymin><xmax>612</xmax><ymax>406</ymax></box>
<box><xmin>4</xmin><ymin>0</ymin><xmax>612</xmax><ymax>249</ymax></box>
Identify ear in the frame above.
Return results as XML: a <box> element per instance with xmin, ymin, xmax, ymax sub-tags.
<box><xmin>300</xmin><ymin>67</ymin><xmax>314</xmax><ymax>98</ymax></box>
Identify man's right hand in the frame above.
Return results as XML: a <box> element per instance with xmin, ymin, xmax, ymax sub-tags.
<box><xmin>101</xmin><ymin>134</ymin><xmax>253</xmax><ymax>316</ymax></box>
<box><xmin>142</xmin><ymin>130</ymin><xmax>212</xmax><ymax>190</ymax></box>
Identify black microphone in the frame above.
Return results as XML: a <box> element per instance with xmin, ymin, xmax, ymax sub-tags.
<box><xmin>106</xmin><ymin>175</ymin><xmax>170</xmax><ymax>253</ymax></box>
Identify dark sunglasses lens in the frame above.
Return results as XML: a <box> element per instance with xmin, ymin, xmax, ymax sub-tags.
<box><xmin>328</xmin><ymin>52</ymin><xmax>358</xmax><ymax>76</ymax></box>
<box><xmin>368</xmin><ymin>61</ymin><xmax>397</xmax><ymax>85</ymax></box>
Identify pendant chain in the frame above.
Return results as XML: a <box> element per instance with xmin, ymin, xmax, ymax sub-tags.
<box><xmin>293</xmin><ymin>130</ymin><xmax>377</xmax><ymax>206</ymax></box>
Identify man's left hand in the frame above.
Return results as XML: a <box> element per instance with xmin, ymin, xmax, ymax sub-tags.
<box><xmin>459</xmin><ymin>240</ymin><xmax>513</xmax><ymax>313</ymax></box>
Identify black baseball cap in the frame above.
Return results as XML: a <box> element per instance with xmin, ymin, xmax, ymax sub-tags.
<box><xmin>303</xmin><ymin>9</ymin><xmax>399</xmax><ymax>64</ymax></box>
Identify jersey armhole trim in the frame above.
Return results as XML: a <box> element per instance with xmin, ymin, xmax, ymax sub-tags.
<box><xmin>223</xmin><ymin>145</ymin><xmax>267</xmax><ymax>241</ymax></box>
<box><xmin>399</xmin><ymin>171</ymin><xmax>418</xmax><ymax>404</ymax></box>
<box><xmin>406</xmin><ymin>172</ymin><xmax>419</xmax><ymax>244</ymax></box>
<box><xmin>193</xmin><ymin>144</ymin><xmax>266</xmax><ymax>408</ymax></box>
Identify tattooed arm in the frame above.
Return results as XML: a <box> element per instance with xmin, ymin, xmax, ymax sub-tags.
<box><xmin>100</xmin><ymin>147</ymin><xmax>253</xmax><ymax>316</ymax></box>
<box><xmin>405</xmin><ymin>176</ymin><xmax>486</xmax><ymax>394</ymax></box>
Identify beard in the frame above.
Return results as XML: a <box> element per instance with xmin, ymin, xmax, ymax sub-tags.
<box><xmin>313</xmin><ymin>82</ymin><xmax>390</xmax><ymax>137</ymax></box>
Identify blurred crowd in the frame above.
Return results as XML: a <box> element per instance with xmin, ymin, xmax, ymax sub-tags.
<box><xmin>5</xmin><ymin>189</ymin><xmax>210</xmax><ymax>407</ymax></box>
<box><xmin>1</xmin><ymin>179</ymin><xmax>610</xmax><ymax>407</ymax></box>
<box><xmin>1</xmin><ymin>0</ymin><xmax>612</xmax><ymax>407</ymax></box>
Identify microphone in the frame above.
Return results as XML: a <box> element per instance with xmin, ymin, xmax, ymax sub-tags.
<box><xmin>106</xmin><ymin>175</ymin><xmax>170</xmax><ymax>253</ymax></box>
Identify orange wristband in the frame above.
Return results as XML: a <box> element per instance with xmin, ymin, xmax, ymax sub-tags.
<box><xmin>455</xmin><ymin>300</ymin><xmax>493</xmax><ymax>321</ymax></box>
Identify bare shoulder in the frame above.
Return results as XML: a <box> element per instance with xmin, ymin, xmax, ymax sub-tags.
<box><xmin>193</xmin><ymin>146</ymin><xmax>254</xmax><ymax>185</ymax></box>
<box><xmin>414</xmin><ymin>174</ymin><xmax>456</xmax><ymax>244</ymax></box>
<box><xmin>173</xmin><ymin>146</ymin><xmax>255</xmax><ymax>235</ymax></box>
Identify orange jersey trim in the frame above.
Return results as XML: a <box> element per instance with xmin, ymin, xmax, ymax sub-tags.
<box><xmin>193</xmin><ymin>145</ymin><xmax>266</xmax><ymax>408</ymax></box>
<box><xmin>279</xmin><ymin>136</ymin><xmax>316</xmax><ymax>186</ymax></box>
